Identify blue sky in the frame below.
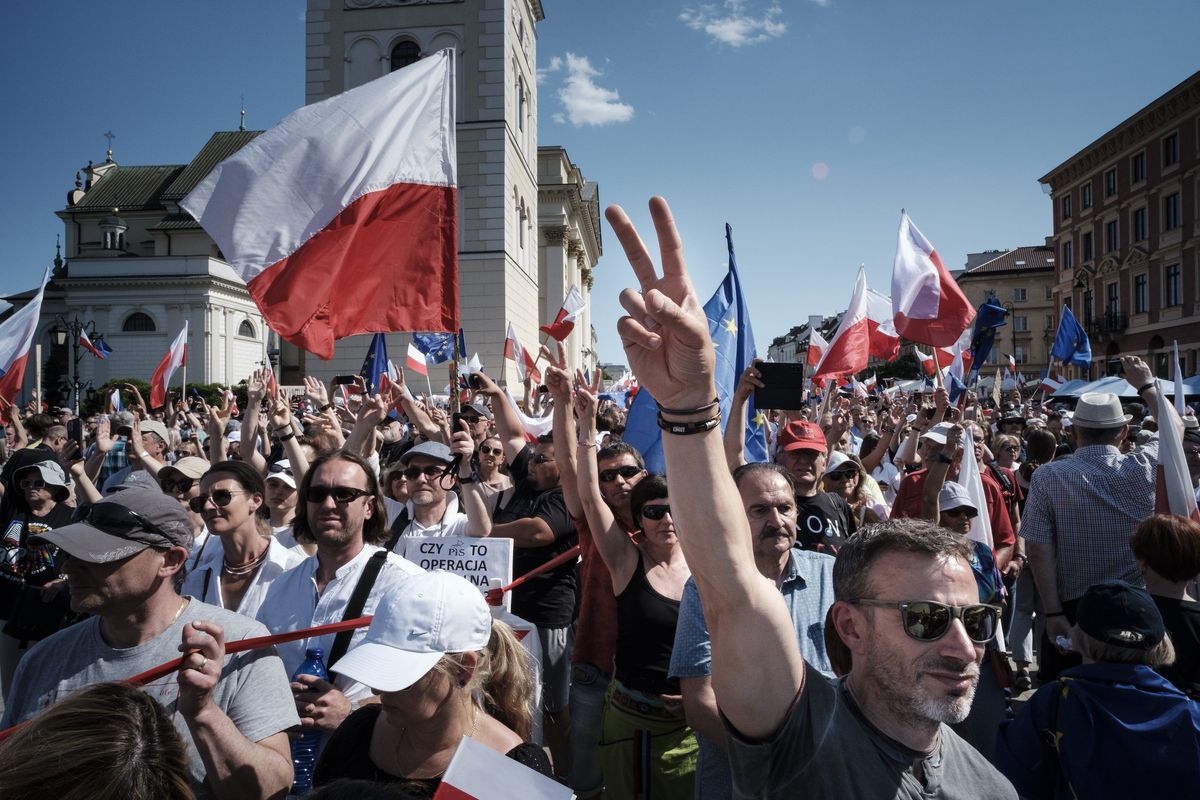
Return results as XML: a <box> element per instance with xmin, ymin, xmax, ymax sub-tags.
<box><xmin>2</xmin><ymin>1</ymin><xmax>1197</xmax><ymax>365</ymax></box>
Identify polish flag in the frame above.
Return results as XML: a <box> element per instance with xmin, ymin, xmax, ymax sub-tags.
<box><xmin>539</xmin><ymin>284</ymin><xmax>586</xmax><ymax>342</ymax></box>
<box><xmin>181</xmin><ymin>50</ymin><xmax>458</xmax><ymax>360</ymax></box>
<box><xmin>865</xmin><ymin>288</ymin><xmax>901</xmax><ymax>361</ymax></box>
<box><xmin>1005</xmin><ymin>353</ymin><xmax>1019</xmax><ymax>376</ymax></box>
<box><xmin>915</xmin><ymin>349</ymin><xmax>939</xmax><ymax>378</ymax></box>
<box><xmin>891</xmin><ymin>211</ymin><xmax>975</xmax><ymax>347</ymax></box>
<box><xmin>1038</xmin><ymin>373</ymin><xmax>1063</xmax><ymax>394</ymax></box>
<box><xmin>406</xmin><ymin>342</ymin><xmax>428</xmax><ymax>377</ymax></box>
<box><xmin>503</xmin><ymin>387</ymin><xmax>553</xmax><ymax>442</ymax></box>
<box><xmin>150</xmin><ymin>323</ymin><xmax>188</xmax><ymax>409</ymax></box>
<box><xmin>79</xmin><ymin>330</ymin><xmax>108</xmax><ymax>359</ymax></box>
<box><xmin>263</xmin><ymin>365</ymin><xmax>278</xmax><ymax>398</ymax></box>
<box><xmin>434</xmin><ymin>735</ymin><xmax>573</xmax><ymax>800</ymax></box>
<box><xmin>0</xmin><ymin>270</ymin><xmax>50</xmax><ymax>415</ymax></box>
<box><xmin>813</xmin><ymin>266</ymin><xmax>870</xmax><ymax>383</ymax></box>
<box><xmin>504</xmin><ymin>323</ymin><xmax>541</xmax><ymax>384</ymax></box>
<box><xmin>1154</xmin><ymin>387</ymin><xmax>1200</xmax><ymax>521</ymax></box>
<box><xmin>806</xmin><ymin>329</ymin><xmax>829</xmax><ymax>367</ymax></box>
<box><xmin>957</xmin><ymin>429</ymin><xmax>995</xmax><ymax>549</ymax></box>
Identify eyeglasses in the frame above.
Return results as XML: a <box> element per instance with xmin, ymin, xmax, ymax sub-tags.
<box><xmin>269</xmin><ymin>463</ymin><xmax>293</xmax><ymax>476</ymax></box>
<box><xmin>825</xmin><ymin>470</ymin><xmax>857</xmax><ymax>481</ymax></box>
<box><xmin>941</xmin><ymin>507</ymin><xmax>978</xmax><ymax>519</ymax></box>
<box><xmin>306</xmin><ymin>485</ymin><xmax>372</xmax><ymax>504</ymax></box>
<box><xmin>188</xmin><ymin>489</ymin><xmax>249</xmax><ymax>513</ymax></box>
<box><xmin>19</xmin><ymin>478</ymin><xmax>47</xmax><ymax>491</ymax></box>
<box><xmin>478</xmin><ymin>445</ymin><xmax>503</xmax><ymax>456</ymax></box>
<box><xmin>160</xmin><ymin>478</ymin><xmax>195</xmax><ymax>494</ymax></box>
<box><xmin>402</xmin><ymin>465</ymin><xmax>443</xmax><ymax>481</ymax></box>
<box><xmin>848</xmin><ymin>599</ymin><xmax>1002</xmax><ymax>644</ymax></box>
<box><xmin>640</xmin><ymin>504</ymin><xmax>672</xmax><ymax>521</ymax></box>
<box><xmin>459</xmin><ymin>415</ymin><xmax>482</xmax><ymax>424</ymax></box>
<box><xmin>1000</xmin><ymin>445</ymin><xmax>1020</xmax><ymax>452</ymax></box>
<box><xmin>599</xmin><ymin>465</ymin><xmax>642</xmax><ymax>483</ymax></box>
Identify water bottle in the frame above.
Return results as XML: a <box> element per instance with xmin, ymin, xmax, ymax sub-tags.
<box><xmin>289</xmin><ymin>647</ymin><xmax>330</xmax><ymax>796</ymax></box>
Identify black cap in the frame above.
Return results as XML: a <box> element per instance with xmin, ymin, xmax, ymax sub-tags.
<box><xmin>1075</xmin><ymin>580</ymin><xmax>1165</xmax><ymax>651</ymax></box>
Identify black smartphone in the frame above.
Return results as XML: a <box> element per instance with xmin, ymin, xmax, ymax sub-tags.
<box><xmin>67</xmin><ymin>418</ymin><xmax>83</xmax><ymax>445</ymax></box>
<box><xmin>753</xmin><ymin>363</ymin><xmax>809</xmax><ymax>410</ymax></box>
<box><xmin>333</xmin><ymin>374</ymin><xmax>359</xmax><ymax>386</ymax></box>
<box><xmin>466</xmin><ymin>373</ymin><xmax>485</xmax><ymax>390</ymax></box>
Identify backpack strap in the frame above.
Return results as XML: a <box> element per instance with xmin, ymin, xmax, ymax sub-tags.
<box><xmin>384</xmin><ymin>507</ymin><xmax>411</xmax><ymax>554</ymax></box>
<box><xmin>328</xmin><ymin>550</ymin><xmax>388</xmax><ymax>671</ymax></box>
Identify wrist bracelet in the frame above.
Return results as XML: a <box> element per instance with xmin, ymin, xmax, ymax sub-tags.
<box><xmin>458</xmin><ymin>472</ymin><xmax>478</xmax><ymax>484</ymax></box>
<box><xmin>277</xmin><ymin>431</ymin><xmax>295</xmax><ymax>442</ymax></box>
<box><xmin>319</xmin><ymin>403</ymin><xmax>334</xmax><ymax>413</ymax></box>
<box><xmin>658</xmin><ymin>397</ymin><xmax>720</xmax><ymax>416</ymax></box>
<box><xmin>657</xmin><ymin>412</ymin><xmax>721</xmax><ymax>435</ymax></box>
<box><xmin>1137</xmin><ymin>382</ymin><xmax>1155</xmax><ymax>395</ymax></box>
<box><xmin>577</xmin><ymin>441</ymin><xmax>598</xmax><ymax>449</ymax></box>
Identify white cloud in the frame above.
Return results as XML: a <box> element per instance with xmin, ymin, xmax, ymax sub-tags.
<box><xmin>679</xmin><ymin>1</ymin><xmax>787</xmax><ymax>47</ymax></box>
<box><xmin>551</xmin><ymin>53</ymin><xmax>634</xmax><ymax>127</ymax></box>
<box><xmin>537</xmin><ymin>55</ymin><xmax>563</xmax><ymax>86</ymax></box>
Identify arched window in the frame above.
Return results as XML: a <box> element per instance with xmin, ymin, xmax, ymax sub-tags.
<box><xmin>122</xmin><ymin>312</ymin><xmax>156</xmax><ymax>332</ymax></box>
<box><xmin>517</xmin><ymin>75</ymin><xmax>527</xmax><ymax>133</ymax></box>
<box><xmin>238</xmin><ymin>319</ymin><xmax>256</xmax><ymax>338</ymax></box>
<box><xmin>390</xmin><ymin>41</ymin><xmax>421</xmax><ymax>72</ymax></box>
<box><xmin>518</xmin><ymin>199</ymin><xmax>528</xmax><ymax>251</ymax></box>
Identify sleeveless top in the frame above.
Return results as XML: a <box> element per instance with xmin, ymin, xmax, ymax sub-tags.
<box><xmin>615</xmin><ymin>556</ymin><xmax>682</xmax><ymax>696</ymax></box>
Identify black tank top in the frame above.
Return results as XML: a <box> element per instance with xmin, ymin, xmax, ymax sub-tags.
<box><xmin>614</xmin><ymin>556</ymin><xmax>682</xmax><ymax>696</ymax></box>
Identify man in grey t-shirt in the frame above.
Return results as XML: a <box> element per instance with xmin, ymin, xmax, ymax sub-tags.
<box><xmin>1</xmin><ymin>488</ymin><xmax>297</xmax><ymax>800</ymax></box>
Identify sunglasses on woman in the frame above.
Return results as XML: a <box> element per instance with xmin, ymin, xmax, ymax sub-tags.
<box><xmin>188</xmin><ymin>489</ymin><xmax>249</xmax><ymax>513</ymax></box>
<box><xmin>478</xmin><ymin>445</ymin><xmax>503</xmax><ymax>457</ymax></box>
<box><xmin>825</xmin><ymin>469</ymin><xmax>857</xmax><ymax>481</ymax></box>
<box><xmin>160</xmin><ymin>478</ymin><xmax>195</xmax><ymax>494</ymax></box>
<box><xmin>19</xmin><ymin>478</ymin><xmax>47</xmax><ymax>491</ymax></box>
<box><xmin>599</xmin><ymin>465</ymin><xmax>642</xmax><ymax>483</ymax></box>
<box><xmin>942</xmin><ymin>507</ymin><xmax>978</xmax><ymax>520</ymax></box>
<box><xmin>848</xmin><ymin>599</ymin><xmax>1002</xmax><ymax>644</ymax></box>
<box><xmin>640</xmin><ymin>504</ymin><xmax>671</xmax><ymax>521</ymax></box>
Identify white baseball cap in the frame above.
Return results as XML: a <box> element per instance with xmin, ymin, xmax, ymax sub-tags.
<box><xmin>266</xmin><ymin>460</ymin><xmax>296</xmax><ymax>489</ymax></box>
<box><xmin>334</xmin><ymin>571</ymin><xmax>492</xmax><ymax>693</ymax></box>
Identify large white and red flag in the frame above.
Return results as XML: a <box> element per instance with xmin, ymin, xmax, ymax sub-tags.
<box><xmin>181</xmin><ymin>49</ymin><xmax>458</xmax><ymax>360</ymax></box>
<box><xmin>540</xmin><ymin>284</ymin><xmax>586</xmax><ymax>342</ymax></box>
<box><xmin>150</xmin><ymin>323</ymin><xmax>188</xmax><ymax>408</ymax></box>
<box><xmin>405</xmin><ymin>343</ymin><xmax>428</xmax><ymax>377</ymax></box>
<box><xmin>891</xmin><ymin>211</ymin><xmax>975</xmax><ymax>347</ymax></box>
<box><xmin>865</xmin><ymin>287</ymin><xmax>901</xmax><ymax>361</ymax></box>
<box><xmin>806</xmin><ymin>329</ymin><xmax>829</xmax><ymax>367</ymax></box>
<box><xmin>0</xmin><ymin>269</ymin><xmax>50</xmax><ymax>414</ymax></box>
<box><xmin>503</xmin><ymin>387</ymin><xmax>553</xmax><ymax>442</ymax></box>
<box><xmin>504</xmin><ymin>323</ymin><xmax>541</xmax><ymax>384</ymax></box>
<box><xmin>1155</xmin><ymin>386</ymin><xmax>1200</xmax><ymax>521</ymax></box>
<box><xmin>814</xmin><ymin>266</ymin><xmax>870</xmax><ymax>383</ymax></box>
<box><xmin>434</xmin><ymin>735</ymin><xmax>573</xmax><ymax>800</ymax></box>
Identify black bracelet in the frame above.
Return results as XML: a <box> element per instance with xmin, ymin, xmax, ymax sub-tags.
<box><xmin>319</xmin><ymin>403</ymin><xmax>334</xmax><ymax>413</ymax></box>
<box><xmin>458</xmin><ymin>472</ymin><xmax>478</xmax><ymax>484</ymax></box>
<box><xmin>276</xmin><ymin>431</ymin><xmax>295</xmax><ymax>442</ymax></box>
<box><xmin>1137</xmin><ymin>382</ymin><xmax>1155</xmax><ymax>395</ymax></box>
<box><xmin>658</xmin><ymin>397</ymin><xmax>720</xmax><ymax>416</ymax></box>
<box><xmin>657</xmin><ymin>412</ymin><xmax>721</xmax><ymax>435</ymax></box>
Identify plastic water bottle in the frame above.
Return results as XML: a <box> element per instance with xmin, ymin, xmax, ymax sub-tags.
<box><xmin>290</xmin><ymin>647</ymin><xmax>329</xmax><ymax>796</ymax></box>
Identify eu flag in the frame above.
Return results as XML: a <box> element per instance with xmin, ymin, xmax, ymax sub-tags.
<box><xmin>359</xmin><ymin>333</ymin><xmax>389</xmax><ymax>394</ymax></box>
<box><xmin>967</xmin><ymin>300</ymin><xmax>1008</xmax><ymax>382</ymax></box>
<box><xmin>625</xmin><ymin>224</ymin><xmax>768</xmax><ymax>472</ymax></box>
<box><xmin>412</xmin><ymin>329</ymin><xmax>466</xmax><ymax>365</ymax></box>
<box><xmin>1050</xmin><ymin>305</ymin><xmax>1092</xmax><ymax>368</ymax></box>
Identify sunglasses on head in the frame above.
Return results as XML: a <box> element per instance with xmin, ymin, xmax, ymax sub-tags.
<box><xmin>188</xmin><ymin>489</ymin><xmax>249</xmax><ymax>513</ymax></box>
<box><xmin>640</xmin><ymin>504</ymin><xmax>671</xmax><ymax>521</ymax></box>
<box><xmin>599</xmin><ymin>465</ymin><xmax>642</xmax><ymax>483</ymax></box>
<box><xmin>73</xmin><ymin>501</ymin><xmax>172</xmax><ymax>542</ymax></box>
<box><xmin>478</xmin><ymin>445</ymin><xmax>503</xmax><ymax>456</ymax></box>
<box><xmin>269</xmin><ymin>463</ymin><xmax>293</xmax><ymax>476</ymax></box>
<box><xmin>160</xmin><ymin>477</ymin><xmax>195</xmax><ymax>494</ymax></box>
<box><xmin>306</xmin><ymin>485</ymin><xmax>372</xmax><ymax>505</ymax></box>
<box><xmin>402</xmin><ymin>465</ymin><xmax>443</xmax><ymax>481</ymax></box>
<box><xmin>849</xmin><ymin>599</ymin><xmax>1001</xmax><ymax>644</ymax></box>
<box><xmin>19</xmin><ymin>478</ymin><xmax>46</xmax><ymax>491</ymax></box>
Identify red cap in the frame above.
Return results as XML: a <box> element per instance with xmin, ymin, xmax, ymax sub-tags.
<box><xmin>778</xmin><ymin>420</ymin><xmax>827</xmax><ymax>453</ymax></box>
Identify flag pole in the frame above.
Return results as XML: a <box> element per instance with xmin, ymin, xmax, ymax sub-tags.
<box><xmin>449</xmin><ymin>334</ymin><xmax>461</xmax><ymax>414</ymax></box>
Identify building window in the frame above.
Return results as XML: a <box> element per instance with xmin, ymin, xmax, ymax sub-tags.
<box><xmin>1133</xmin><ymin>207</ymin><xmax>1147</xmax><ymax>242</ymax></box>
<box><xmin>1012</xmin><ymin>287</ymin><xmax>1027</xmax><ymax>302</ymax></box>
<box><xmin>1045</xmin><ymin>285</ymin><xmax>1053</xmax><ymax>301</ymax></box>
<box><xmin>1014</xmin><ymin>346</ymin><xmax>1025</xmax><ymax>365</ymax></box>
<box><xmin>1163</xmin><ymin>131</ymin><xmax>1179</xmax><ymax>168</ymax></box>
<box><xmin>390</xmin><ymin>40</ymin><xmax>421</xmax><ymax>72</ymax></box>
<box><xmin>518</xmin><ymin>198</ymin><xmax>527</xmax><ymax>251</ymax></box>
<box><xmin>1061</xmin><ymin>195</ymin><xmax>1072</xmax><ymax>220</ymax></box>
<box><xmin>1106</xmin><ymin>282</ymin><xmax>1118</xmax><ymax>315</ymax></box>
<box><xmin>237</xmin><ymin>320</ymin><xmax>256</xmax><ymax>338</ymax></box>
<box><xmin>1165</xmin><ymin>263</ymin><xmax>1182</xmax><ymax>307</ymax></box>
<box><xmin>1082</xmin><ymin>231</ymin><xmax>1093</xmax><ymax>262</ymax></box>
<box><xmin>517</xmin><ymin>75</ymin><xmax>527</xmax><ymax>133</ymax></box>
<box><xmin>122</xmin><ymin>312</ymin><xmax>156</xmax><ymax>332</ymax></box>
<box><xmin>1134</xmin><ymin>274</ymin><xmax>1148</xmax><ymax>314</ymax></box>
<box><xmin>1013</xmin><ymin>315</ymin><xmax>1028</xmax><ymax>332</ymax></box>
<box><xmin>1081</xmin><ymin>182</ymin><xmax>1093</xmax><ymax>210</ymax></box>
<box><xmin>1164</xmin><ymin>193</ymin><xmax>1181</xmax><ymax>230</ymax></box>
<box><xmin>1045</xmin><ymin>312</ymin><xmax>1055</xmax><ymax>330</ymax></box>
<box><xmin>1105</xmin><ymin>219</ymin><xmax>1119</xmax><ymax>253</ymax></box>
<box><xmin>1131</xmin><ymin>150</ymin><xmax>1146</xmax><ymax>183</ymax></box>
<box><xmin>1062</xmin><ymin>240</ymin><xmax>1073</xmax><ymax>269</ymax></box>
<box><xmin>1104</xmin><ymin>167</ymin><xmax>1117</xmax><ymax>197</ymax></box>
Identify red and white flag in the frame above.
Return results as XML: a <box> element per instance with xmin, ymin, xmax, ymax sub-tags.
<box><xmin>806</xmin><ymin>329</ymin><xmax>829</xmax><ymax>367</ymax></box>
<box><xmin>504</xmin><ymin>323</ymin><xmax>541</xmax><ymax>384</ymax></box>
<box><xmin>1038</xmin><ymin>373</ymin><xmax>1064</xmax><ymax>394</ymax></box>
<box><xmin>814</xmin><ymin>266</ymin><xmax>871</xmax><ymax>382</ymax></box>
<box><xmin>891</xmin><ymin>211</ymin><xmax>975</xmax><ymax>347</ymax></box>
<box><xmin>150</xmin><ymin>323</ymin><xmax>189</xmax><ymax>409</ymax></box>
<box><xmin>181</xmin><ymin>50</ymin><xmax>458</xmax><ymax>359</ymax></box>
<box><xmin>79</xmin><ymin>329</ymin><xmax>107</xmax><ymax>359</ymax></box>
<box><xmin>434</xmin><ymin>735</ymin><xmax>573</xmax><ymax>800</ymax></box>
<box><xmin>1005</xmin><ymin>353</ymin><xmax>1019</xmax><ymax>376</ymax></box>
<box><xmin>540</xmin><ymin>284</ymin><xmax>586</xmax><ymax>342</ymax></box>
<box><xmin>406</xmin><ymin>342</ymin><xmax>429</xmax><ymax>377</ymax></box>
<box><xmin>1155</xmin><ymin>386</ymin><xmax>1200</xmax><ymax>521</ymax></box>
<box><xmin>865</xmin><ymin>287</ymin><xmax>901</xmax><ymax>361</ymax></box>
<box><xmin>503</xmin><ymin>387</ymin><xmax>552</xmax><ymax>442</ymax></box>
<box><xmin>0</xmin><ymin>269</ymin><xmax>50</xmax><ymax>414</ymax></box>
<box><xmin>957</xmin><ymin>430</ymin><xmax>994</xmax><ymax>549</ymax></box>
<box><xmin>915</xmin><ymin>347</ymin><xmax>956</xmax><ymax>378</ymax></box>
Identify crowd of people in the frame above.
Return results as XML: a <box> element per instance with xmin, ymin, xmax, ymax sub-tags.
<box><xmin>0</xmin><ymin>199</ymin><xmax>1197</xmax><ymax>798</ymax></box>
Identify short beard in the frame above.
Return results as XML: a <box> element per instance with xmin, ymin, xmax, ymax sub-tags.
<box><xmin>867</xmin><ymin>648</ymin><xmax>980</xmax><ymax>728</ymax></box>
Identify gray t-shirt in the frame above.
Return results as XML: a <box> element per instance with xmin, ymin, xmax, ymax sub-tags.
<box><xmin>725</xmin><ymin>666</ymin><xmax>1017</xmax><ymax>799</ymax></box>
<box><xmin>1</xmin><ymin>597</ymin><xmax>299</xmax><ymax>799</ymax></box>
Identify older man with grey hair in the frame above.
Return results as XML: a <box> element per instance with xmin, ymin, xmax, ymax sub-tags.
<box><xmin>1</xmin><ymin>487</ymin><xmax>298</xmax><ymax>799</ymax></box>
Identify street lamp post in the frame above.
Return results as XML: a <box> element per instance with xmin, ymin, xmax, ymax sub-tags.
<box><xmin>49</xmin><ymin>315</ymin><xmax>104</xmax><ymax>416</ymax></box>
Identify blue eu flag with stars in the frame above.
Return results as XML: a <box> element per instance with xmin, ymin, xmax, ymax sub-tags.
<box><xmin>359</xmin><ymin>333</ymin><xmax>389</xmax><ymax>394</ymax></box>
<box><xmin>625</xmin><ymin>224</ymin><xmax>768</xmax><ymax>473</ymax></box>
<box><xmin>412</xmin><ymin>329</ymin><xmax>467</xmax><ymax>365</ymax></box>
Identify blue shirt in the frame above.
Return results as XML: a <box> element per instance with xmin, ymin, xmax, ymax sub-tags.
<box><xmin>668</xmin><ymin>547</ymin><xmax>836</xmax><ymax>800</ymax></box>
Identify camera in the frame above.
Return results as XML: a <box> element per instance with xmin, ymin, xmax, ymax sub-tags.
<box><xmin>466</xmin><ymin>373</ymin><xmax>485</xmax><ymax>390</ymax></box>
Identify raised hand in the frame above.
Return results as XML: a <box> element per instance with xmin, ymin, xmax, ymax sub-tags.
<box><xmin>541</xmin><ymin>342</ymin><xmax>572</xmax><ymax>406</ymax></box>
<box><xmin>303</xmin><ymin>375</ymin><xmax>328</xmax><ymax>408</ymax></box>
<box><xmin>734</xmin><ymin>359</ymin><xmax>765</xmax><ymax>403</ymax></box>
<box><xmin>606</xmin><ymin>198</ymin><xmax>714</xmax><ymax>410</ymax></box>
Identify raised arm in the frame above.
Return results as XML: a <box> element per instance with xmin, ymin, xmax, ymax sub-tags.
<box><xmin>921</xmin><ymin>424</ymin><xmax>961</xmax><ymax>523</ymax></box>
<box><xmin>268</xmin><ymin>390</ymin><xmax>308</xmax><ymax>484</ymax></box>
<box><xmin>607</xmin><ymin>197</ymin><xmax>804</xmax><ymax>739</ymax></box>
<box><xmin>543</xmin><ymin>344</ymin><xmax>583</xmax><ymax>520</ymax></box>
<box><xmin>471</xmin><ymin>371</ymin><xmax>526</xmax><ymax>462</ymax></box>
<box><xmin>724</xmin><ymin>360</ymin><xmax>763</xmax><ymax>472</ymax></box>
<box><xmin>241</xmin><ymin>371</ymin><xmax>269</xmax><ymax>476</ymax></box>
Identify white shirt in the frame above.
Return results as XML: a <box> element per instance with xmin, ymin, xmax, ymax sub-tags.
<box><xmin>255</xmin><ymin>544</ymin><xmax>423</xmax><ymax>702</ymax></box>
<box><xmin>181</xmin><ymin>536</ymin><xmax>304</xmax><ymax>619</ymax></box>
<box><xmin>390</xmin><ymin>493</ymin><xmax>470</xmax><ymax>547</ymax></box>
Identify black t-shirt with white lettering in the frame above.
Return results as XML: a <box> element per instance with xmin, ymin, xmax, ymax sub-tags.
<box><xmin>793</xmin><ymin>492</ymin><xmax>857</xmax><ymax>554</ymax></box>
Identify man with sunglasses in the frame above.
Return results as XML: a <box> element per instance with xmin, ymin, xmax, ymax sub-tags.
<box><xmin>2</xmin><ymin>487</ymin><xmax>299</xmax><ymax>799</ymax></box>
<box><xmin>256</xmin><ymin>451</ymin><xmax>422</xmax><ymax>739</ymax></box>
<box><xmin>603</xmin><ymin>196</ymin><xmax>1014</xmax><ymax>797</ymax></box>
<box><xmin>385</xmin><ymin>441</ymin><xmax>468</xmax><ymax>542</ymax></box>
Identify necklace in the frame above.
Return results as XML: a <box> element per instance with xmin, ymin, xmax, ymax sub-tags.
<box><xmin>222</xmin><ymin>544</ymin><xmax>269</xmax><ymax>577</ymax></box>
<box><xmin>171</xmin><ymin>597</ymin><xmax>188</xmax><ymax>625</ymax></box>
<box><xmin>392</xmin><ymin>705</ymin><xmax>481</xmax><ymax>779</ymax></box>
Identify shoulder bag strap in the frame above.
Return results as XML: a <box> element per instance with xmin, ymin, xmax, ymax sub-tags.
<box><xmin>384</xmin><ymin>508</ymin><xmax>411</xmax><ymax>554</ymax></box>
<box><xmin>328</xmin><ymin>550</ymin><xmax>388</xmax><ymax>671</ymax></box>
